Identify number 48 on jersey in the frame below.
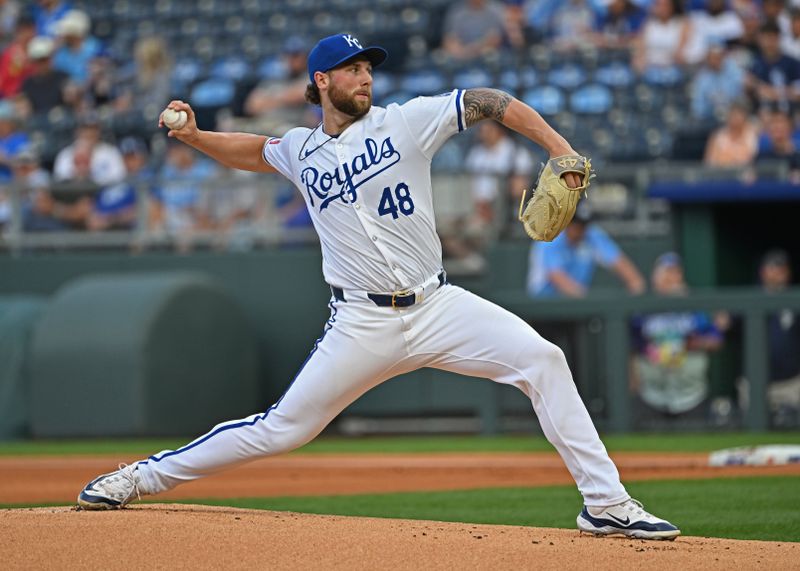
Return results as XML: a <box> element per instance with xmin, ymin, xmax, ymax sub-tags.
<box><xmin>378</xmin><ymin>182</ymin><xmax>414</xmax><ymax>219</ymax></box>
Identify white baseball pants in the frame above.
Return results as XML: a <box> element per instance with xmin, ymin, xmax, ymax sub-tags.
<box><xmin>136</xmin><ymin>284</ymin><xmax>629</xmax><ymax>507</ymax></box>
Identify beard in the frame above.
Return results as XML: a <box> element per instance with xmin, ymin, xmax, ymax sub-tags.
<box><xmin>328</xmin><ymin>82</ymin><xmax>371</xmax><ymax>118</ymax></box>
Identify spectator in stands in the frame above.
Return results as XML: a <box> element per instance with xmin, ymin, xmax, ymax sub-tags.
<box><xmin>759</xmin><ymin>248</ymin><xmax>800</xmax><ymax>427</ymax></box>
<box><xmin>51</xmin><ymin>10</ymin><xmax>101</xmax><ymax>87</ymax></box>
<box><xmin>691</xmin><ymin>43</ymin><xmax>746</xmax><ymax>121</ymax></box>
<box><xmin>0</xmin><ymin>180</ymin><xmax>8</xmax><ymax>234</ymax></box>
<box><xmin>0</xmin><ymin>99</ymin><xmax>29</xmax><ymax>183</ymax></box>
<box><xmin>53</xmin><ymin>114</ymin><xmax>126</xmax><ymax>187</ymax></box>
<box><xmin>780</xmin><ymin>8</ymin><xmax>800</xmax><ymax>59</ymax></box>
<box><xmin>745</xmin><ymin>21</ymin><xmax>800</xmax><ymax>114</ymax></box>
<box><xmin>756</xmin><ymin>110</ymin><xmax>800</xmax><ymax>179</ymax></box>
<box><xmin>730</xmin><ymin>2</ymin><xmax>763</xmax><ymax>66</ymax></box>
<box><xmin>45</xmin><ymin>138</ymin><xmax>97</xmax><ymax>229</ymax></box>
<box><xmin>684</xmin><ymin>0</ymin><xmax>744</xmax><ymax>65</ymax></box>
<box><xmin>12</xmin><ymin>147</ymin><xmax>66</xmax><ymax>232</ymax></box>
<box><xmin>0</xmin><ymin>15</ymin><xmax>35</xmax><ymax>99</ymax></box>
<box><xmin>442</xmin><ymin>0</ymin><xmax>506</xmax><ymax>60</ymax></box>
<box><xmin>198</xmin><ymin>169</ymin><xmax>268</xmax><ymax>251</ymax></box>
<box><xmin>632</xmin><ymin>0</ymin><xmax>693</xmax><ymax>75</ymax></box>
<box><xmin>502</xmin><ymin>0</ymin><xmax>527</xmax><ymax>50</ymax></box>
<box><xmin>630</xmin><ymin>252</ymin><xmax>725</xmax><ymax>425</ymax></box>
<box><xmin>465</xmin><ymin>121</ymin><xmax>534</xmax><ymax>237</ymax></box>
<box><xmin>113</xmin><ymin>37</ymin><xmax>172</xmax><ymax>117</ymax></box>
<box><xmin>87</xmin><ymin>137</ymin><xmax>152</xmax><ymax>232</ymax></box>
<box><xmin>523</xmin><ymin>0</ymin><xmax>603</xmax><ymax>51</ymax></box>
<box><xmin>32</xmin><ymin>0</ymin><xmax>71</xmax><ymax>37</ymax></box>
<box><xmin>83</xmin><ymin>47</ymin><xmax>114</xmax><ymax>110</ymax></box>
<box><xmin>762</xmin><ymin>0</ymin><xmax>789</xmax><ymax>29</ymax></box>
<box><xmin>150</xmin><ymin>141</ymin><xmax>218</xmax><ymax>252</ymax></box>
<box><xmin>591</xmin><ymin>0</ymin><xmax>647</xmax><ymax>49</ymax></box>
<box><xmin>527</xmin><ymin>202</ymin><xmax>645</xmax><ymax>298</ymax></box>
<box><xmin>19</xmin><ymin>35</ymin><xmax>71</xmax><ymax>116</ymax></box>
<box><xmin>242</xmin><ymin>36</ymin><xmax>312</xmax><ymax>135</ymax></box>
<box><xmin>0</xmin><ymin>0</ymin><xmax>20</xmax><ymax>44</ymax></box>
<box><xmin>703</xmin><ymin>100</ymin><xmax>759</xmax><ymax>167</ymax></box>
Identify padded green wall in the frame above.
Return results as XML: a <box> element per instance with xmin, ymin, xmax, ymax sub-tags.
<box><xmin>29</xmin><ymin>272</ymin><xmax>259</xmax><ymax>437</ymax></box>
<box><xmin>0</xmin><ymin>297</ymin><xmax>45</xmax><ymax>438</ymax></box>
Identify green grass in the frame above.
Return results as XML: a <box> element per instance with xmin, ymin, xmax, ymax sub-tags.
<box><xmin>0</xmin><ymin>432</ymin><xmax>798</xmax><ymax>456</ymax></box>
<box><xmin>172</xmin><ymin>476</ymin><xmax>800</xmax><ymax>542</ymax></box>
<box><xmin>3</xmin><ymin>477</ymin><xmax>798</xmax><ymax>542</ymax></box>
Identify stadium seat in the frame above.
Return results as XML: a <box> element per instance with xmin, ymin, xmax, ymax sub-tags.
<box><xmin>547</xmin><ymin>63</ymin><xmax>587</xmax><ymax>90</ymax></box>
<box><xmin>210</xmin><ymin>56</ymin><xmax>252</xmax><ymax>82</ymax></box>
<box><xmin>641</xmin><ymin>65</ymin><xmax>683</xmax><ymax>87</ymax></box>
<box><xmin>401</xmin><ymin>70</ymin><xmax>446</xmax><ymax>96</ymax></box>
<box><xmin>190</xmin><ymin>78</ymin><xmax>235</xmax><ymax>108</ymax></box>
<box><xmin>594</xmin><ymin>61</ymin><xmax>635</xmax><ymax>89</ymax></box>
<box><xmin>171</xmin><ymin>58</ymin><xmax>206</xmax><ymax>93</ymax></box>
<box><xmin>371</xmin><ymin>72</ymin><xmax>397</xmax><ymax>103</ymax></box>
<box><xmin>257</xmin><ymin>56</ymin><xmax>287</xmax><ymax>81</ymax></box>
<box><xmin>522</xmin><ymin>86</ymin><xmax>566</xmax><ymax>116</ymax></box>
<box><xmin>569</xmin><ymin>84</ymin><xmax>614</xmax><ymax>115</ymax></box>
<box><xmin>453</xmin><ymin>68</ymin><xmax>493</xmax><ymax>89</ymax></box>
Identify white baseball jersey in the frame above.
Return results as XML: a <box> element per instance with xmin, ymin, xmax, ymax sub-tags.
<box><xmin>262</xmin><ymin>90</ymin><xmax>466</xmax><ymax>293</ymax></box>
<box><xmin>131</xmin><ymin>87</ymin><xmax>630</xmax><ymax>512</ymax></box>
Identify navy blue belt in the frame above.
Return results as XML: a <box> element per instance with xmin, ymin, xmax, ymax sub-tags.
<box><xmin>331</xmin><ymin>271</ymin><xmax>447</xmax><ymax>308</ymax></box>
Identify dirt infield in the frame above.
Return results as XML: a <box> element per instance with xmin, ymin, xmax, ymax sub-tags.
<box><xmin>1</xmin><ymin>451</ymin><xmax>800</xmax><ymax>504</ymax></box>
<box><xmin>2</xmin><ymin>504</ymin><xmax>797</xmax><ymax>570</ymax></box>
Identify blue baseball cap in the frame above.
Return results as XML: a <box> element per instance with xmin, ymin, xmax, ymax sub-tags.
<box><xmin>654</xmin><ymin>252</ymin><xmax>682</xmax><ymax>270</ymax></box>
<box><xmin>307</xmin><ymin>33</ymin><xmax>387</xmax><ymax>84</ymax></box>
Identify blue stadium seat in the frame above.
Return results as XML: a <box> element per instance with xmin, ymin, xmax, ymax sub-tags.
<box><xmin>257</xmin><ymin>56</ymin><xmax>287</xmax><ymax>81</ymax></box>
<box><xmin>190</xmin><ymin>78</ymin><xmax>235</xmax><ymax>107</ymax></box>
<box><xmin>641</xmin><ymin>65</ymin><xmax>683</xmax><ymax>87</ymax></box>
<box><xmin>498</xmin><ymin>67</ymin><xmax>538</xmax><ymax>94</ymax></box>
<box><xmin>522</xmin><ymin>86</ymin><xmax>566</xmax><ymax>116</ymax></box>
<box><xmin>569</xmin><ymin>84</ymin><xmax>614</xmax><ymax>115</ymax></box>
<box><xmin>547</xmin><ymin>63</ymin><xmax>587</xmax><ymax>91</ymax></box>
<box><xmin>210</xmin><ymin>57</ymin><xmax>252</xmax><ymax>82</ymax></box>
<box><xmin>371</xmin><ymin>73</ymin><xmax>397</xmax><ymax>103</ymax></box>
<box><xmin>453</xmin><ymin>68</ymin><xmax>493</xmax><ymax>89</ymax></box>
<box><xmin>594</xmin><ymin>62</ymin><xmax>635</xmax><ymax>89</ymax></box>
<box><xmin>171</xmin><ymin>59</ymin><xmax>206</xmax><ymax>92</ymax></box>
<box><xmin>401</xmin><ymin>70</ymin><xmax>445</xmax><ymax>96</ymax></box>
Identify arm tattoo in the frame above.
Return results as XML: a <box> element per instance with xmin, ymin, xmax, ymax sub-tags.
<box><xmin>463</xmin><ymin>88</ymin><xmax>512</xmax><ymax>127</ymax></box>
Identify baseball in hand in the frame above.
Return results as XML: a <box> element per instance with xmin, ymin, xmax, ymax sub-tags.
<box><xmin>162</xmin><ymin>108</ymin><xmax>188</xmax><ymax>130</ymax></box>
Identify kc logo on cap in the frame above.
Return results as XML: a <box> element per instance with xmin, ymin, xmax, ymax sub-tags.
<box><xmin>307</xmin><ymin>33</ymin><xmax>388</xmax><ymax>84</ymax></box>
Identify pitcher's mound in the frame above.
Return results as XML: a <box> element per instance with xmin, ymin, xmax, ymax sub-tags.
<box><xmin>1</xmin><ymin>504</ymin><xmax>796</xmax><ymax>570</ymax></box>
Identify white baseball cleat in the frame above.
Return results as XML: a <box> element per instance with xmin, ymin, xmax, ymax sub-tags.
<box><xmin>577</xmin><ymin>498</ymin><xmax>681</xmax><ymax>540</ymax></box>
<box><xmin>77</xmin><ymin>463</ymin><xmax>145</xmax><ymax>510</ymax></box>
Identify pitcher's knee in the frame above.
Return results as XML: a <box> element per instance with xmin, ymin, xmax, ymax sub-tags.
<box><xmin>539</xmin><ymin>340</ymin><xmax>568</xmax><ymax>369</ymax></box>
<box><xmin>260</xmin><ymin>419</ymin><xmax>321</xmax><ymax>455</ymax></box>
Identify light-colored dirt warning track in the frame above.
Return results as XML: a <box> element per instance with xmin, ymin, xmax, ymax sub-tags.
<box><xmin>1</xmin><ymin>504</ymin><xmax>796</xmax><ymax>571</ymax></box>
<box><xmin>1</xmin><ymin>451</ymin><xmax>799</xmax><ymax>504</ymax></box>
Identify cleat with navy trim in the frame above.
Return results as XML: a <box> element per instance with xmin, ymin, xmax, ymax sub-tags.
<box><xmin>576</xmin><ymin>498</ymin><xmax>680</xmax><ymax>540</ymax></box>
<box><xmin>77</xmin><ymin>463</ymin><xmax>145</xmax><ymax>510</ymax></box>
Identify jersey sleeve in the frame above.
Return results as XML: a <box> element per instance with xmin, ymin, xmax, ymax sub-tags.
<box><xmin>398</xmin><ymin>89</ymin><xmax>466</xmax><ymax>159</ymax></box>
<box><xmin>261</xmin><ymin>129</ymin><xmax>299</xmax><ymax>180</ymax></box>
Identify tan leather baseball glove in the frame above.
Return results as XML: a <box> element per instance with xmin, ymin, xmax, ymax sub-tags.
<box><xmin>518</xmin><ymin>155</ymin><xmax>594</xmax><ymax>242</ymax></box>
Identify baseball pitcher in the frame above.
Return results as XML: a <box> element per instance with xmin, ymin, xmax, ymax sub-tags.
<box><xmin>78</xmin><ymin>34</ymin><xmax>679</xmax><ymax>540</ymax></box>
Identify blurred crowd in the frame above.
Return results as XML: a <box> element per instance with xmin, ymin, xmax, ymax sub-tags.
<box><xmin>0</xmin><ymin>0</ymin><xmax>795</xmax><ymax>427</ymax></box>
<box><xmin>0</xmin><ymin>0</ymin><xmax>800</xmax><ymax>250</ymax></box>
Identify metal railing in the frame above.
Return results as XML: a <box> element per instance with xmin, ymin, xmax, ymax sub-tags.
<box><xmin>487</xmin><ymin>287</ymin><xmax>800</xmax><ymax>432</ymax></box>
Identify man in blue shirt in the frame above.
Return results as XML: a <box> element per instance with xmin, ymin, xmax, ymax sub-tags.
<box><xmin>527</xmin><ymin>203</ymin><xmax>644</xmax><ymax>297</ymax></box>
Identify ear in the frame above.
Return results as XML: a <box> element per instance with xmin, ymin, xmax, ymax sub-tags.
<box><xmin>314</xmin><ymin>70</ymin><xmax>329</xmax><ymax>90</ymax></box>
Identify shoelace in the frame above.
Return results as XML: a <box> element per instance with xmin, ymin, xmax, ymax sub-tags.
<box><xmin>117</xmin><ymin>463</ymin><xmax>141</xmax><ymax>503</ymax></box>
<box><xmin>623</xmin><ymin>499</ymin><xmax>652</xmax><ymax>519</ymax></box>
